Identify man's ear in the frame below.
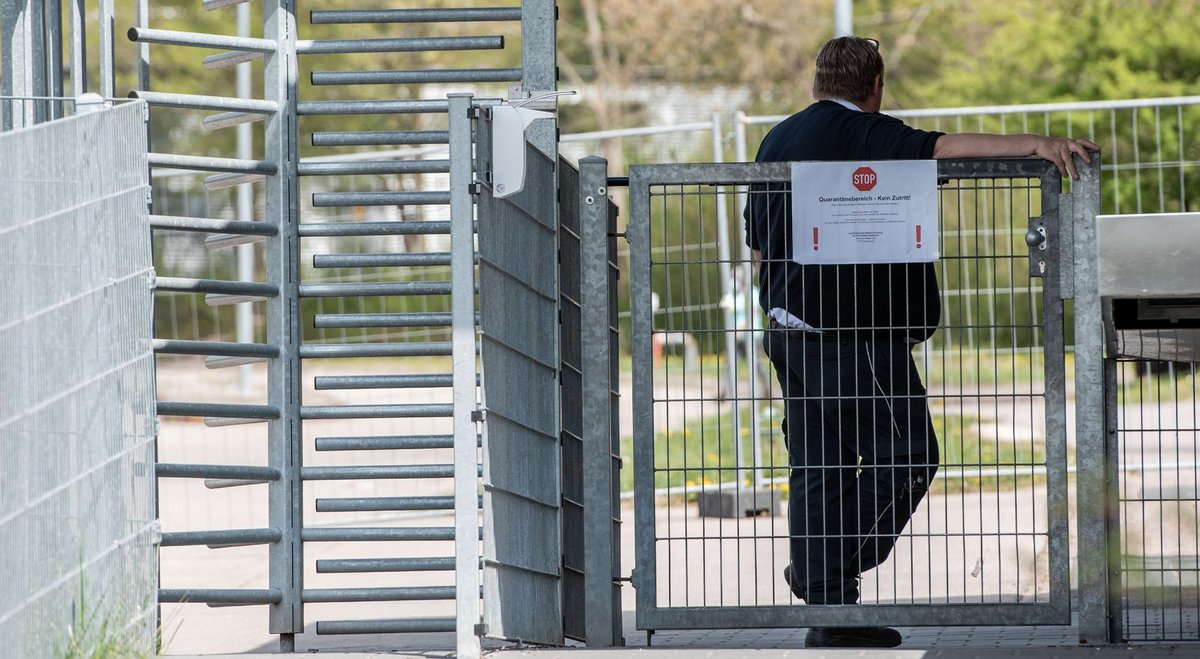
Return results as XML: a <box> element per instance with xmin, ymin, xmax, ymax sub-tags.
<box><xmin>873</xmin><ymin>74</ymin><xmax>883</xmax><ymax>96</ymax></box>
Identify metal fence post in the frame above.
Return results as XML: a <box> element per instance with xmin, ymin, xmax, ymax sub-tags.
<box><xmin>236</xmin><ymin>2</ymin><xmax>255</xmax><ymax>396</ymax></box>
<box><xmin>449</xmin><ymin>92</ymin><xmax>482</xmax><ymax>659</ymax></box>
<box><xmin>580</xmin><ymin>156</ymin><xmax>622</xmax><ymax>646</ymax></box>
<box><xmin>519</xmin><ymin>0</ymin><xmax>557</xmax><ymax>155</ymax></box>
<box><xmin>627</xmin><ymin>168</ymin><xmax>657</xmax><ymax>633</ymax></box>
<box><xmin>731</xmin><ymin>111</ymin><xmax>766</xmax><ymax>489</ymax></box>
<box><xmin>710</xmin><ymin>113</ymin><xmax>745</xmax><ymax>489</ymax></box>
<box><xmin>1101</xmin><ymin>302</ymin><xmax>1123</xmax><ymax>643</ymax></box>
<box><xmin>520</xmin><ymin>0</ymin><xmax>555</xmax><ymax>96</ymax></box>
<box><xmin>99</xmin><ymin>0</ymin><xmax>114</xmax><ymax>96</ymax></box>
<box><xmin>135</xmin><ymin>0</ymin><xmax>148</xmax><ymax>92</ymax></box>
<box><xmin>263</xmin><ymin>0</ymin><xmax>303</xmax><ymax>650</ymax></box>
<box><xmin>1</xmin><ymin>0</ymin><xmax>46</xmax><ymax>128</ymax></box>
<box><xmin>46</xmin><ymin>0</ymin><xmax>64</xmax><ymax>108</ymax></box>
<box><xmin>69</xmin><ymin>0</ymin><xmax>87</xmax><ymax>96</ymax></box>
<box><xmin>1071</xmin><ymin>157</ymin><xmax>1111</xmax><ymax>644</ymax></box>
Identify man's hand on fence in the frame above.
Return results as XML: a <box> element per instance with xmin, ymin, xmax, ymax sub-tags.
<box><xmin>1034</xmin><ymin>136</ymin><xmax>1101</xmax><ymax>180</ymax></box>
<box><xmin>933</xmin><ymin>133</ymin><xmax>1100</xmax><ymax>180</ymax></box>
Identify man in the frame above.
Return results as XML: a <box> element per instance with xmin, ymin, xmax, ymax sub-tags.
<box><xmin>744</xmin><ymin>36</ymin><xmax>1097</xmax><ymax>648</ymax></box>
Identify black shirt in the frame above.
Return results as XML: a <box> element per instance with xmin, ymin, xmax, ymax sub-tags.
<box><xmin>744</xmin><ymin>100</ymin><xmax>945</xmax><ymax>341</ymax></box>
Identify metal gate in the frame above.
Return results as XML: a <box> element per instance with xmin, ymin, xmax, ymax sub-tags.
<box><xmin>626</xmin><ymin>159</ymin><xmax>1094</xmax><ymax>631</ymax></box>
<box><xmin>124</xmin><ymin>1</ymin><xmax>556</xmax><ymax>655</ymax></box>
<box><xmin>5</xmin><ymin>1</ymin><xmax>633</xmax><ymax>653</ymax></box>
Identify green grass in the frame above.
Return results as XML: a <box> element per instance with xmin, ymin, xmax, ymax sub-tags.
<box><xmin>620</xmin><ymin>401</ymin><xmax>1046</xmax><ymax>496</ymax></box>
<box><xmin>1115</xmin><ymin>362</ymin><xmax>1199</xmax><ymax>404</ymax></box>
<box><xmin>62</xmin><ymin>580</ymin><xmax>155</xmax><ymax>659</ymax></box>
<box><xmin>932</xmin><ymin>410</ymin><xmax>1046</xmax><ymax>494</ymax></box>
<box><xmin>619</xmin><ymin>403</ymin><xmax>789</xmax><ymax>493</ymax></box>
<box><xmin>1118</xmin><ymin>554</ymin><xmax>1200</xmax><ymax>609</ymax></box>
<box><xmin>919</xmin><ymin>348</ymin><xmax>1046</xmax><ymax>389</ymax></box>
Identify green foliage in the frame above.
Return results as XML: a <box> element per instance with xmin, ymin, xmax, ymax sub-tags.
<box><xmin>827</xmin><ymin>0</ymin><xmax>1200</xmax><ymax>110</ymax></box>
<box><xmin>116</xmin><ymin>0</ymin><xmax>524</xmax><ymax>157</ymax></box>
<box><xmin>620</xmin><ymin>389</ymin><xmax>1042</xmax><ymax>496</ymax></box>
<box><xmin>647</xmin><ymin>185</ymin><xmax>731</xmax><ymax>353</ymax></box>
<box><xmin>621</xmin><ymin>395</ymin><xmax>789</xmax><ymax>493</ymax></box>
<box><xmin>61</xmin><ymin>571</ymin><xmax>152</xmax><ymax>659</ymax></box>
<box><xmin>933</xmin><ymin>410</ymin><xmax>1046</xmax><ymax>494</ymax></box>
<box><xmin>1115</xmin><ymin>360</ymin><xmax>1199</xmax><ymax>403</ymax></box>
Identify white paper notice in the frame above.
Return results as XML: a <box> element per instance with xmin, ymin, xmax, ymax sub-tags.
<box><xmin>791</xmin><ymin>160</ymin><xmax>939</xmax><ymax>265</ymax></box>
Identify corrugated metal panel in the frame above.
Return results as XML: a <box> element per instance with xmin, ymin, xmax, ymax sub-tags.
<box><xmin>479</xmin><ymin>135</ymin><xmax>563</xmax><ymax>645</ymax></box>
<box><xmin>558</xmin><ymin>158</ymin><xmax>586</xmax><ymax>641</ymax></box>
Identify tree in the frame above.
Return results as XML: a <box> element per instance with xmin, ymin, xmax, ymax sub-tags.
<box><xmin>556</xmin><ymin>0</ymin><xmax>832</xmax><ymax>170</ymax></box>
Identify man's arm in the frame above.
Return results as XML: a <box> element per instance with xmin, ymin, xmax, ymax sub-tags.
<box><xmin>932</xmin><ymin>133</ymin><xmax>1100</xmax><ymax>180</ymax></box>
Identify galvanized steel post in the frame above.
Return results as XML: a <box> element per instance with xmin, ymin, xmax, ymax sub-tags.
<box><xmin>627</xmin><ymin>167</ymin><xmax>657</xmax><ymax>633</ymax></box>
<box><xmin>732</xmin><ymin>110</ymin><xmax>765</xmax><ymax>489</ymax></box>
<box><xmin>236</xmin><ymin>1</ymin><xmax>255</xmax><ymax>396</ymax></box>
<box><xmin>263</xmin><ymin>0</ymin><xmax>303</xmax><ymax>650</ymax></box>
<box><xmin>449</xmin><ymin>92</ymin><xmax>482</xmax><ymax>659</ymax></box>
<box><xmin>711</xmin><ymin>112</ymin><xmax>745</xmax><ymax>490</ymax></box>
<box><xmin>579</xmin><ymin>156</ymin><xmax>622</xmax><ymax>646</ymax></box>
<box><xmin>69</xmin><ymin>0</ymin><xmax>87</xmax><ymax>95</ymax></box>
<box><xmin>1101</xmin><ymin>302</ymin><xmax>1123</xmax><ymax>644</ymax></box>
<box><xmin>99</xmin><ymin>0</ymin><xmax>114</xmax><ymax>96</ymax></box>
<box><xmin>2</xmin><ymin>0</ymin><xmax>47</xmax><ymax>128</ymax></box>
<box><xmin>46</xmin><ymin>0</ymin><xmax>63</xmax><ymax>107</ymax></box>
<box><xmin>135</xmin><ymin>0</ymin><xmax>148</xmax><ymax>92</ymax></box>
<box><xmin>519</xmin><ymin>0</ymin><xmax>557</xmax><ymax>155</ymax></box>
<box><xmin>519</xmin><ymin>0</ymin><xmax>556</xmax><ymax>96</ymax></box>
<box><xmin>1071</xmin><ymin>156</ymin><xmax>1112</xmax><ymax>644</ymax></box>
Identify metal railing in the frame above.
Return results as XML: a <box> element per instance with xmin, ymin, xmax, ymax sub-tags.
<box><xmin>738</xmin><ymin>96</ymin><xmax>1200</xmax><ymax>217</ymax></box>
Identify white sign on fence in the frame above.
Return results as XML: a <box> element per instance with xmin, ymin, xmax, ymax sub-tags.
<box><xmin>790</xmin><ymin>160</ymin><xmax>939</xmax><ymax>265</ymax></box>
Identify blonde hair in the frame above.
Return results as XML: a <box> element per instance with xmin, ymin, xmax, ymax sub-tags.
<box><xmin>812</xmin><ymin>36</ymin><xmax>884</xmax><ymax>103</ymax></box>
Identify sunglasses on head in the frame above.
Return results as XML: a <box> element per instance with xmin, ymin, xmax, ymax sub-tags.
<box><xmin>863</xmin><ymin>37</ymin><xmax>879</xmax><ymax>49</ymax></box>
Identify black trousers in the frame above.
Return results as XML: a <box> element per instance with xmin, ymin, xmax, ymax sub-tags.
<box><xmin>764</xmin><ymin>328</ymin><xmax>939</xmax><ymax>604</ymax></box>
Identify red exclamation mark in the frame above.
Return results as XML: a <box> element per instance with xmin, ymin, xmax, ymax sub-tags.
<box><xmin>812</xmin><ymin>227</ymin><xmax>820</xmax><ymax>251</ymax></box>
<box><xmin>915</xmin><ymin>224</ymin><xmax>923</xmax><ymax>249</ymax></box>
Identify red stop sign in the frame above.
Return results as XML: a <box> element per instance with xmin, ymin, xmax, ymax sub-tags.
<box><xmin>851</xmin><ymin>166</ymin><xmax>877</xmax><ymax>191</ymax></box>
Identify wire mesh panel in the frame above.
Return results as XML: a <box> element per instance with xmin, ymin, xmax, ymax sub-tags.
<box><xmin>739</xmin><ymin>98</ymin><xmax>1200</xmax><ymax>218</ymax></box>
<box><xmin>627</xmin><ymin>160</ymin><xmax>1072</xmax><ymax>630</ymax></box>
<box><xmin>0</xmin><ymin>101</ymin><xmax>156</xmax><ymax>657</ymax></box>
<box><xmin>1114</xmin><ymin>356</ymin><xmax>1200</xmax><ymax>641</ymax></box>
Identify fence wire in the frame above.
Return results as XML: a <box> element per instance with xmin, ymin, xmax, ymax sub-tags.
<box><xmin>0</xmin><ymin>100</ymin><xmax>156</xmax><ymax>657</ymax></box>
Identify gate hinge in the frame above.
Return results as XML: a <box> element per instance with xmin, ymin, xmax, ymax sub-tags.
<box><xmin>474</xmin><ymin>623</ymin><xmax>489</xmax><ymax>636</ymax></box>
<box><xmin>472</xmin><ymin>409</ymin><xmax>485</xmax><ymax>423</ymax></box>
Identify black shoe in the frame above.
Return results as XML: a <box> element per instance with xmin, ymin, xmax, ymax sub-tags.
<box><xmin>805</xmin><ymin>626</ymin><xmax>902</xmax><ymax>648</ymax></box>
<box><xmin>782</xmin><ymin>564</ymin><xmax>807</xmax><ymax>602</ymax></box>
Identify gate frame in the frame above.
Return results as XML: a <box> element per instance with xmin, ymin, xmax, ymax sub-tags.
<box><xmin>627</xmin><ymin>158</ymin><xmax>1092</xmax><ymax>631</ymax></box>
